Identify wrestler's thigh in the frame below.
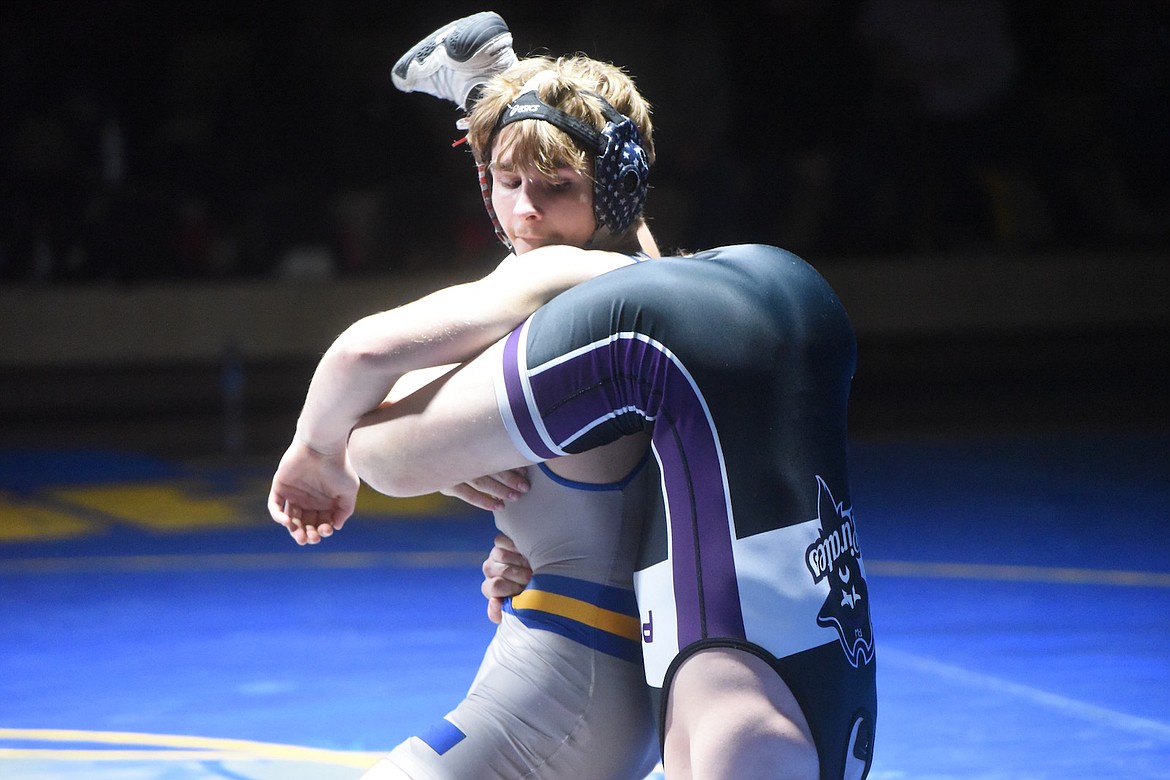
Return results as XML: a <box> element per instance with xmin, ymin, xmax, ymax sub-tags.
<box><xmin>663</xmin><ymin>647</ymin><xmax>818</xmax><ymax>780</ymax></box>
<box><xmin>368</xmin><ymin>615</ymin><xmax>656</xmax><ymax>780</ymax></box>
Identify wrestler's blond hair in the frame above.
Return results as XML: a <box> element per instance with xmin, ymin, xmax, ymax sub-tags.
<box><xmin>467</xmin><ymin>54</ymin><xmax>655</xmax><ymax>184</ymax></box>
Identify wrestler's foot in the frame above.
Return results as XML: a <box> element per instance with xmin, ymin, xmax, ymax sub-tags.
<box><xmin>392</xmin><ymin>11</ymin><xmax>518</xmax><ymax>112</ymax></box>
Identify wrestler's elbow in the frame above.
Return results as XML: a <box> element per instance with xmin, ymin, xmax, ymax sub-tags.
<box><xmin>328</xmin><ymin>314</ymin><xmax>407</xmax><ymax>375</ymax></box>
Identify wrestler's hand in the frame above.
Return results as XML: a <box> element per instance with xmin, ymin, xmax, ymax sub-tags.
<box><xmin>442</xmin><ymin>468</ymin><xmax>531</xmax><ymax>512</ymax></box>
<box><xmin>481</xmin><ymin>533</ymin><xmax>533</xmax><ymax>624</ymax></box>
<box><xmin>268</xmin><ymin>436</ymin><xmax>359</xmax><ymax>546</ymax></box>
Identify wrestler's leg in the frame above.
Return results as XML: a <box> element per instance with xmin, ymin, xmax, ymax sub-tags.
<box><xmin>361</xmin><ymin>611</ymin><xmax>656</xmax><ymax>780</ymax></box>
<box><xmin>663</xmin><ymin>647</ymin><xmax>818</xmax><ymax>780</ymax></box>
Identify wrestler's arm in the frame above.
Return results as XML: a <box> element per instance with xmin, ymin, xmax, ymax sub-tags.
<box><xmin>349</xmin><ymin>333</ymin><xmax>653</xmax><ymax>496</ymax></box>
<box><xmin>269</xmin><ymin>246</ymin><xmax>633</xmax><ymax>542</ymax></box>
<box><xmin>350</xmin><ymin>336</ymin><xmax>647</xmax><ymax>624</ymax></box>
<box><xmin>294</xmin><ymin>246</ymin><xmax>630</xmax><ymax>455</ymax></box>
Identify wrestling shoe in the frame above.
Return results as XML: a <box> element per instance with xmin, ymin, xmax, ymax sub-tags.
<box><xmin>392</xmin><ymin>11</ymin><xmax>518</xmax><ymax>112</ymax></box>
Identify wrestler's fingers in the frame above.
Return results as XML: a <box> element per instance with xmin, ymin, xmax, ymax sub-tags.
<box><xmin>492</xmin><ymin>533</ymin><xmax>521</xmax><ymax>554</ymax></box>
<box><xmin>295</xmin><ymin>521</ymin><xmax>320</xmax><ymax>545</ymax></box>
<box><xmin>464</xmin><ymin>476</ymin><xmax>517</xmax><ymax>502</ymax></box>
<box><xmin>271</xmin><ymin>493</ymin><xmax>306</xmax><ymax>532</ymax></box>
<box><xmin>487</xmin><ymin>596</ymin><xmax>504</xmax><ymax>624</ymax></box>
<box><xmin>282</xmin><ymin>502</ymin><xmax>311</xmax><ymax>545</ymax></box>
<box><xmin>299</xmin><ymin>508</ymin><xmax>320</xmax><ymax>543</ymax></box>
<box><xmin>268</xmin><ymin>492</ymin><xmax>290</xmax><ymax>527</ymax></box>
<box><xmin>485</xmin><ymin>539</ymin><xmax>532</xmax><ymax>573</ymax></box>
<box><xmin>300</xmin><ymin>515</ymin><xmax>335</xmax><ymax>545</ymax></box>
<box><xmin>442</xmin><ymin>483</ymin><xmax>504</xmax><ymax>512</ymax></box>
<box><xmin>475</xmin><ymin>468</ymin><xmax>530</xmax><ymax>498</ymax></box>
<box><xmin>286</xmin><ymin>520</ymin><xmax>309</xmax><ymax>546</ymax></box>
<box><xmin>487</xmin><ymin>547</ymin><xmax>530</xmax><ymax>569</ymax></box>
<box><xmin>482</xmin><ymin>558</ymin><xmax>532</xmax><ymax>588</ymax></box>
<box><xmin>482</xmin><ymin>575</ymin><xmax>526</xmax><ymax>600</ymax></box>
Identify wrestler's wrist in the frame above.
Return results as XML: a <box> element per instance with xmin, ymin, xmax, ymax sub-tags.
<box><xmin>292</xmin><ymin>424</ymin><xmax>345</xmax><ymax>458</ymax></box>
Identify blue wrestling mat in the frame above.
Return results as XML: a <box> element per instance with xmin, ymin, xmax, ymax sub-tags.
<box><xmin>2</xmin><ymin>433</ymin><xmax>1168</xmax><ymax>779</ymax></box>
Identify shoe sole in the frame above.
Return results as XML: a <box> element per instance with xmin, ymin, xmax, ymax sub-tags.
<box><xmin>392</xmin><ymin>11</ymin><xmax>511</xmax><ymax>83</ymax></box>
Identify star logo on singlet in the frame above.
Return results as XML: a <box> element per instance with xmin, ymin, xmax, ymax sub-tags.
<box><xmin>804</xmin><ymin>476</ymin><xmax>875</xmax><ymax>668</ymax></box>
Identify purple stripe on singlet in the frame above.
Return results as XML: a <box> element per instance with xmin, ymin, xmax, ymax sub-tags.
<box><xmin>526</xmin><ymin>332</ymin><xmax>664</xmax><ymax>449</ymax></box>
<box><xmin>651</xmin><ymin>390</ymin><xmax>746</xmax><ymax>646</ymax></box>
<box><xmin>502</xmin><ymin>324</ymin><xmax>559</xmax><ymax>460</ymax></box>
<box><xmin>522</xmin><ymin>332</ymin><xmax>746</xmax><ymax>648</ymax></box>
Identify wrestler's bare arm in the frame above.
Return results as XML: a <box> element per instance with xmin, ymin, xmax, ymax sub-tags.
<box><xmin>349</xmin><ymin>338</ymin><xmax>652</xmax><ymax>497</ymax></box>
<box><xmin>295</xmin><ymin>246</ymin><xmax>633</xmax><ymax>455</ymax></box>
<box><xmin>269</xmin><ymin>246</ymin><xmax>634</xmax><ymax>542</ymax></box>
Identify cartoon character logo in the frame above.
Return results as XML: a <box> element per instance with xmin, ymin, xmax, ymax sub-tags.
<box><xmin>805</xmin><ymin>476</ymin><xmax>874</xmax><ymax>667</ymax></box>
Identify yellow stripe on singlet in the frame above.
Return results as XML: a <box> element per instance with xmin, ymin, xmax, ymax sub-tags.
<box><xmin>510</xmin><ymin>589</ymin><xmax>641</xmax><ymax>641</ymax></box>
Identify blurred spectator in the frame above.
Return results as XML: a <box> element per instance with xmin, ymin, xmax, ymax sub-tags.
<box><xmin>1011</xmin><ymin>0</ymin><xmax>1170</xmax><ymax>249</ymax></box>
<box><xmin>833</xmin><ymin>0</ymin><xmax>1025</xmax><ymax>254</ymax></box>
<box><xmin>719</xmin><ymin>0</ymin><xmax>872</xmax><ymax>256</ymax></box>
<box><xmin>2</xmin><ymin>1</ymin><xmax>1167</xmax><ymax>286</ymax></box>
<box><xmin>565</xmin><ymin>0</ymin><xmax>735</xmax><ymax>253</ymax></box>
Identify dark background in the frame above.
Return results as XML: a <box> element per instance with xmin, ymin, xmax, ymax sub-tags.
<box><xmin>1</xmin><ymin>0</ymin><xmax>1168</xmax><ymax>456</ymax></box>
<box><xmin>4</xmin><ymin>0</ymin><xmax>1169</xmax><ymax>280</ymax></box>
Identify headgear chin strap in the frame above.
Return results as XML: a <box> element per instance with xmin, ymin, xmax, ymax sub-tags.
<box><xmin>481</xmin><ymin>88</ymin><xmax>650</xmax><ymax>249</ymax></box>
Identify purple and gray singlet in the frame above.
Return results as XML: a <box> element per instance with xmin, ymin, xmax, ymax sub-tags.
<box><xmin>496</xmin><ymin>244</ymin><xmax>877</xmax><ymax>780</ymax></box>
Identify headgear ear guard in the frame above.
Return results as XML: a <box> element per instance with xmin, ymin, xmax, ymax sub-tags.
<box><xmin>479</xmin><ymin>88</ymin><xmax>650</xmax><ymax>248</ymax></box>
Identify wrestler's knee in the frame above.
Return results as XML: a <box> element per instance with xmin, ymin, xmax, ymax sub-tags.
<box><xmin>687</xmin><ymin>708</ymin><xmax>818</xmax><ymax>779</ymax></box>
<box><xmin>664</xmin><ymin>647</ymin><xmax>818</xmax><ymax>780</ymax></box>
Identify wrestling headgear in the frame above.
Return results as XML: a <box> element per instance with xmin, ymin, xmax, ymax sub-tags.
<box><xmin>478</xmin><ymin>88</ymin><xmax>650</xmax><ymax>248</ymax></box>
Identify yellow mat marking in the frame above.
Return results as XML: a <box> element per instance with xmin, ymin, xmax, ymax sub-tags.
<box><xmin>0</xmin><ymin>495</ymin><xmax>97</xmax><ymax>542</ymax></box>
<box><xmin>1</xmin><ymin>479</ymin><xmax>471</xmax><ymax>543</ymax></box>
<box><xmin>0</xmin><ymin>728</ymin><xmax>381</xmax><ymax>768</ymax></box>
<box><xmin>51</xmin><ymin>484</ymin><xmax>239</xmax><ymax>531</ymax></box>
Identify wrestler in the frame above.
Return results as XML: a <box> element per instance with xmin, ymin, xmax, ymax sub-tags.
<box><xmin>346</xmin><ymin>243</ymin><xmax>877</xmax><ymax>780</ymax></box>
<box><xmin>271</xmin><ymin>15</ymin><xmax>662</xmax><ymax>778</ymax></box>
<box><xmin>272</xmin><ymin>12</ymin><xmax>877</xmax><ymax>780</ymax></box>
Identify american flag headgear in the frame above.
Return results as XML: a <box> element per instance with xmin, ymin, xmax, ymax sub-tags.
<box><xmin>479</xmin><ymin>88</ymin><xmax>650</xmax><ymax>249</ymax></box>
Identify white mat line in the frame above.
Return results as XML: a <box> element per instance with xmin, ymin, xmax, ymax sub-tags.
<box><xmin>881</xmin><ymin>647</ymin><xmax>1170</xmax><ymax>741</ymax></box>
